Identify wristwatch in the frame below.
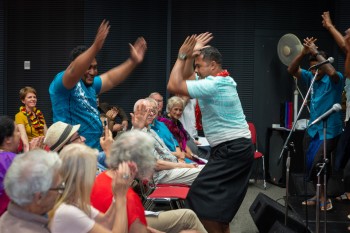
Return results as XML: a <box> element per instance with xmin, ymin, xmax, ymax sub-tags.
<box><xmin>178</xmin><ymin>53</ymin><xmax>187</xmax><ymax>60</ymax></box>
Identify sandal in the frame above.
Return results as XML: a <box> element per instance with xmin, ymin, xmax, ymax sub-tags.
<box><xmin>302</xmin><ymin>197</ymin><xmax>317</xmax><ymax>206</ymax></box>
<box><xmin>335</xmin><ymin>193</ymin><xmax>350</xmax><ymax>202</ymax></box>
<box><xmin>320</xmin><ymin>199</ymin><xmax>333</xmax><ymax>211</ymax></box>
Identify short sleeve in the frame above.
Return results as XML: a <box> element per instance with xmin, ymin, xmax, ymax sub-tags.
<box><xmin>51</xmin><ymin>204</ymin><xmax>97</xmax><ymax>233</ymax></box>
<box><xmin>15</xmin><ymin>112</ymin><xmax>25</xmax><ymax>125</ymax></box>
<box><xmin>92</xmin><ymin>76</ymin><xmax>102</xmax><ymax>94</ymax></box>
<box><xmin>50</xmin><ymin>71</ymin><xmax>70</xmax><ymax>93</ymax></box>
<box><xmin>186</xmin><ymin>78</ymin><xmax>216</xmax><ymax>98</ymax></box>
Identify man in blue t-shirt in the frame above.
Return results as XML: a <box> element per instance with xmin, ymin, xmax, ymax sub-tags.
<box><xmin>49</xmin><ymin>20</ymin><xmax>147</xmax><ymax>149</ymax></box>
<box><xmin>288</xmin><ymin>37</ymin><xmax>343</xmax><ymax>211</ymax></box>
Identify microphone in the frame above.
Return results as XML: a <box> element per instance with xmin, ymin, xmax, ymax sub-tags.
<box><xmin>308</xmin><ymin>57</ymin><xmax>334</xmax><ymax>70</ymax></box>
<box><xmin>308</xmin><ymin>103</ymin><xmax>342</xmax><ymax>127</ymax></box>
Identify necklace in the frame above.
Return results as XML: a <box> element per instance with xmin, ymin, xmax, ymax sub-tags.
<box><xmin>20</xmin><ymin>106</ymin><xmax>45</xmax><ymax>134</ymax></box>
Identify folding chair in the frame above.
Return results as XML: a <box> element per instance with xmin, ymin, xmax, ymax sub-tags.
<box><xmin>248</xmin><ymin>122</ymin><xmax>267</xmax><ymax>189</ymax></box>
<box><xmin>138</xmin><ymin>178</ymin><xmax>190</xmax><ymax>211</ymax></box>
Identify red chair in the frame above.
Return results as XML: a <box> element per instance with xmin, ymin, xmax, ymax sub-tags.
<box><xmin>248</xmin><ymin>122</ymin><xmax>267</xmax><ymax>189</ymax></box>
<box><xmin>138</xmin><ymin>179</ymin><xmax>190</xmax><ymax>210</ymax></box>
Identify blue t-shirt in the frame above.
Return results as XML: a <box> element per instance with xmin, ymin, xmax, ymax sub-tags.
<box><xmin>151</xmin><ymin>119</ymin><xmax>179</xmax><ymax>152</ymax></box>
<box><xmin>49</xmin><ymin>71</ymin><xmax>103</xmax><ymax>149</ymax></box>
<box><xmin>186</xmin><ymin>74</ymin><xmax>250</xmax><ymax>147</ymax></box>
<box><xmin>301</xmin><ymin>69</ymin><xmax>344</xmax><ymax>140</ymax></box>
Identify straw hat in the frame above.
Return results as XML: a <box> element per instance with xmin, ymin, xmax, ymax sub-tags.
<box><xmin>44</xmin><ymin>121</ymin><xmax>80</xmax><ymax>152</ymax></box>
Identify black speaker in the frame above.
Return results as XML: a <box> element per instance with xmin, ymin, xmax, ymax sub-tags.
<box><xmin>268</xmin><ymin>221</ymin><xmax>297</xmax><ymax>233</ymax></box>
<box><xmin>249</xmin><ymin>193</ymin><xmax>310</xmax><ymax>233</ymax></box>
<box><xmin>266</xmin><ymin>128</ymin><xmax>305</xmax><ymax>187</ymax></box>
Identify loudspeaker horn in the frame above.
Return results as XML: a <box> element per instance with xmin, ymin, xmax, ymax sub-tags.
<box><xmin>277</xmin><ymin>34</ymin><xmax>302</xmax><ymax>66</ymax></box>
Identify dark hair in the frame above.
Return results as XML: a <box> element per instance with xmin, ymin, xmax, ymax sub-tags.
<box><xmin>200</xmin><ymin>46</ymin><xmax>223</xmax><ymax>65</ymax></box>
<box><xmin>0</xmin><ymin>116</ymin><xmax>15</xmax><ymax>146</ymax></box>
<box><xmin>69</xmin><ymin>45</ymin><xmax>88</xmax><ymax>62</ymax></box>
<box><xmin>309</xmin><ymin>50</ymin><xmax>328</xmax><ymax>62</ymax></box>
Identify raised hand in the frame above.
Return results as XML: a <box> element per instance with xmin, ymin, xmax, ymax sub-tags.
<box><xmin>345</xmin><ymin>29</ymin><xmax>350</xmax><ymax>49</ymax></box>
<box><xmin>322</xmin><ymin>11</ymin><xmax>334</xmax><ymax>30</ymax></box>
<box><xmin>130</xmin><ymin>102</ymin><xmax>149</xmax><ymax>129</ymax></box>
<box><xmin>112</xmin><ymin>162</ymin><xmax>134</xmax><ymax>197</ymax></box>
<box><xmin>100</xmin><ymin>125</ymin><xmax>114</xmax><ymax>157</ymax></box>
<box><xmin>302</xmin><ymin>37</ymin><xmax>318</xmax><ymax>55</ymax></box>
<box><xmin>194</xmin><ymin>32</ymin><xmax>213</xmax><ymax>51</ymax></box>
<box><xmin>179</xmin><ymin>35</ymin><xmax>197</xmax><ymax>58</ymax></box>
<box><xmin>29</xmin><ymin>136</ymin><xmax>45</xmax><ymax>150</ymax></box>
<box><xmin>129</xmin><ymin>37</ymin><xmax>147</xmax><ymax>64</ymax></box>
<box><xmin>106</xmin><ymin>109</ymin><xmax>117</xmax><ymax>121</ymax></box>
<box><xmin>92</xmin><ymin>20</ymin><xmax>110</xmax><ymax>52</ymax></box>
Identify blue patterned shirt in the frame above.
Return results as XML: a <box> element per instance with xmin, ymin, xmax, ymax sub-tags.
<box><xmin>49</xmin><ymin>71</ymin><xmax>103</xmax><ymax>149</ymax></box>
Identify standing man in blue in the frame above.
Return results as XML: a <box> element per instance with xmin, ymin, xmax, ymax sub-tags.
<box><xmin>167</xmin><ymin>33</ymin><xmax>254</xmax><ymax>233</ymax></box>
<box><xmin>287</xmin><ymin>37</ymin><xmax>343</xmax><ymax>211</ymax></box>
<box><xmin>49</xmin><ymin>20</ymin><xmax>147</xmax><ymax>149</ymax></box>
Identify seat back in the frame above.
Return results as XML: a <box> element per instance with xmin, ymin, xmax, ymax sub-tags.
<box><xmin>248</xmin><ymin>122</ymin><xmax>257</xmax><ymax>145</ymax></box>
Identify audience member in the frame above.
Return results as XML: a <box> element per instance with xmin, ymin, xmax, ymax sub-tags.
<box><xmin>159</xmin><ymin>96</ymin><xmax>209</xmax><ymax>160</ymax></box>
<box><xmin>131</xmin><ymin>99</ymin><xmax>202</xmax><ymax>185</ymax></box>
<box><xmin>287</xmin><ymin>37</ymin><xmax>343</xmax><ymax>211</ymax></box>
<box><xmin>91</xmin><ymin>130</ymin><xmax>207</xmax><ymax>233</ymax></box>
<box><xmin>145</xmin><ymin>97</ymin><xmax>188</xmax><ymax>162</ymax></box>
<box><xmin>98</xmin><ymin>102</ymin><xmax>128</xmax><ymax>138</ymax></box>
<box><xmin>158</xmin><ymin>96</ymin><xmax>196</xmax><ymax>160</ymax></box>
<box><xmin>44</xmin><ymin>121</ymin><xmax>113</xmax><ymax>173</ymax></box>
<box><xmin>0</xmin><ymin>149</ymin><xmax>61</xmax><ymax>232</ymax></box>
<box><xmin>49</xmin><ymin>20</ymin><xmax>147</xmax><ymax>149</ymax></box>
<box><xmin>15</xmin><ymin>87</ymin><xmax>47</xmax><ymax>152</ymax></box>
<box><xmin>167</xmin><ymin>33</ymin><xmax>254</xmax><ymax>233</ymax></box>
<box><xmin>0</xmin><ymin>116</ymin><xmax>21</xmax><ymax>215</ymax></box>
<box><xmin>149</xmin><ymin>92</ymin><xmax>164</xmax><ymax>116</ymax></box>
<box><xmin>179</xmin><ymin>96</ymin><xmax>197</xmax><ymax>139</ymax></box>
<box><xmin>49</xmin><ymin>143</ymin><xmax>133</xmax><ymax>233</ymax></box>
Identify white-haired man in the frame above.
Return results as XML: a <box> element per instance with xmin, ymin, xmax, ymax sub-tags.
<box><xmin>0</xmin><ymin>150</ymin><xmax>62</xmax><ymax>232</ymax></box>
<box><xmin>131</xmin><ymin>99</ymin><xmax>202</xmax><ymax>185</ymax></box>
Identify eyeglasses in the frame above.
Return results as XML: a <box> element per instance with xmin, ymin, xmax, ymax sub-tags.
<box><xmin>49</xmin><ymin>182</ymin><xmax>65</xmax><ymax>194</ymax></box>
<box><xmin>69</xmin><ymin>135</ymin><xmax>82</xmax><ymax>143</ymax></box>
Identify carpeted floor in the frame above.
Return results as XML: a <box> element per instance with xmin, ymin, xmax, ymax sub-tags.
<box><xmin>230</xmin><ymin>181</ymin><xmax>286</xmax><ymax>233</ymax></box>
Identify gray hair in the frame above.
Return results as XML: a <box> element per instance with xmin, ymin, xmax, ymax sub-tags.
<box><xmin>145</xmin><ymin>97</ymin><xmax>158</xmax><ymax>108</ymax></box>
<box><xmin>166</xmin><ymin>96</ymin><xmax>185</xmax><ymax>113</ymax></box>
<box><xmin>107</xmin><ymin>130</ymin><xmax>156</xmax><ymax>179</ymax></box>
<box><xmin>4</xmin><ymin>149</ymin><xmax>61</xmax><ymax>206</ymax></box>
<box><xmin>133</xmin><ymin>99</ymin><xmax>147</xmax><ymax>112</ymax></box>
<box><xmin>149</xmin><ymin>92</ymin><xmax>162</xmax><ymax>98</ymax></box>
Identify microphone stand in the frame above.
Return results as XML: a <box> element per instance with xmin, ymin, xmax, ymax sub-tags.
<box><xmin>278</xmin><ymin>69</ymin><xmax>319</xmax><ymax>232</ymax></box>
<box><xmin>315</xmin><ymin>119</ymin><xmax>329</xmax><ymax>233</ymax></box>
<box><xmin>285</xmin><ymin>142</ymin><xmax>296</xmax><ymax>226</ymax></box>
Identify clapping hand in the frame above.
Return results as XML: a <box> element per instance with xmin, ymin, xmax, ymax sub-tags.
<box><xmin>93</xmin><ymin>20</ymin><xmax>110</xmax><ymax>52</ymax></box>
<box><xmin>29</xmin><ymin>136</ymin><xmax>45</xmax><ymax>150</ymax></box>
<box><xmin>179</xmin><ymin>35</ymin><xmax>197</xmax><ymax>59</ymax></box>
<box><xmin>100</xmin><ymin>125</ymin><xmax>113</xmax><ymax>157</ymax></box>
<box><xmin>193</xmin><ymin>32</ymin><xmax>213</xmax><ymax>56</ymax></box>
<box><xmin>130</xmin><ymin>37</ymin><xmax>147</xmax><ymax>64</ymax></box>
<box><xmin>112</xmin><ymin>162</ymin><xmax>138</xmax><ymax>197</ymax></box>
<box><xmin>302</xmin><ymin>37</ymin><xmax>318</xmax><ymax>55</ymax></box>
<box><xmin>321</xmin><ymin>11</ymin><xmax>334</xmax><ymax>30</ymax></box>
<box><xmin>344</xmin><ymin>29</ymin><xmax>350</xmax><ymax>52</ymax></box>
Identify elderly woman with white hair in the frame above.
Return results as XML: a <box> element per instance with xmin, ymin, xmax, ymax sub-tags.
<box><xmin>0</xmin><ymin>149</ymin><xmax>62</xmax><ymax>233</ymax></box>
<box><xmin>158</xmin><ymin>96</ymin><xmax>199</xmax><ymax>161</ymax></box>
<box><xmin>91</xmin><ymin>130</ymin><xmax>207</xmax><ymax>233</ymax></box>
<box><xmin>49</xmin><ymin>143</ymin><xmax>133</xmax><ymax>233</ymax></box>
